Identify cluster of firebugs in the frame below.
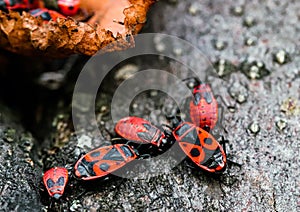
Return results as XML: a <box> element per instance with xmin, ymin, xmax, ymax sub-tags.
<box><xmin>0</xmin><ymin>0</ymin><xmax>80</xmax><ymax>21</ymax></box>
<box><xmin>41</xmin><ymin>79</ymin><xmax>230</xmax><ymax>199</ymax></box>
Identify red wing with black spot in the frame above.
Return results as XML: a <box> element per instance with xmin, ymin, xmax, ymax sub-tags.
<box><xmin>115</xmin><ymin>116</ymin><xmax>166</xmax><ymax>147</ymax></box>
<box><xmin>189</xmin><ymin>84</ymin><xmax>218</xmax><ymax>131</ymax></box>
<box><xmin>43</xmin><ymin>167</ymin><xmax>68</xmax><ymax>199</ymax></box>
<box><xmin>74</xmin><ymin>144</ymin><xmax>138</xmax><ymax>180</ymax></box>
<box><xmin>173</xmin><ymin>122</ymin><xmax>226</xmax><ymax>173</ymax></box>
<box><xmin>2</xmin><ymin>0</ymin><xmax>39</xmax><ymax>10</ymax></box>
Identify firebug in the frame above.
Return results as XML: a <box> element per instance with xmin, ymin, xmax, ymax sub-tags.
<box><xmin>115</xmin><ymin>116</ymin><xmax>167</xmax><ymax>148</ymax></box>
<box><xmin>57</xmin><ymin>0</ymin><xmax>79</xmax><ymax>16</ymax></box>
<box><xmin>30</xmin><ymin>8</ymin><xmax>65</xmax><ymax>22</ymax></box>
<box><xmin>74</xmin><ymin>144</ymin><xmax>138</xmax><ymax>180</ymax></box>
<box><xmin>189</xmin><ymin>82</ymin><xmax>218</xmax><ymax>132</ymax></box>
<box><xmin>169</xmin><ymin>118</ymin><xmax>227</xmax><ymax>173</ymax></box>
<box><xmin>43</xmin><ymin>167</ymin><xmax>68</xmax><ymax>199</ymax></box>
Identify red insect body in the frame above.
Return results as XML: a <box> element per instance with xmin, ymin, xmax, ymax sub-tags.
<box><xmin>43</xmin><ymin>167</ymin><xmax>68</xmax><ymax>199</ymax></box>
<box><xmin>0</xmin><ymin>0</ymin><xmax>38</xmax><ymax>10</ymax></box>
<box><xmin>23</xmin><ymin>0</ymin><xmax>39</xmax><ymax>9</ymax></box>
<box><xmin>172</xmin><ymin>122</ymin><xmax>226</xmax><ymax>173</ymax></box>
<box><xmin>115</xmin><ymin>116</ymin><xmax>166</xmax><ymax>147</ymax></box>
<box><xmin>74</xmin><ymin>144</ymin><xmax>138</xmax><ymax>180</ymax></box>
<box><xmin>30</xmin><ymin>8</ymin><xmax>65</xmax><ymax>22</ymax></box>
<box><xmin>57</xmin><ymin>0</ymin><xmax>79</xmax><ymax>16</ymax></box>
<box><xmin>189</xmin><ymin>84</ymin><xmax>218</xmax><ymax>131</ymax></box>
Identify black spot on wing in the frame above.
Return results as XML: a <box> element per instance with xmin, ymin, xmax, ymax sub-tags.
<box><xmin>56</xmin><ymin>177</ymin><xmax>65</xmax><ymax>186</ymax></box>
<box><xmin>143</xmin><ymin>123</ymin><xmax>158</xmax><ymax>136</ymax></box>
<box><xmin>78</xmin><ymin>158</ymin><xmax>98</xmax><ymax>176</ymax></box>
<box><xmin>103</xmin><ymin>147</ymin><xmax>124</xmax><ymax>161</ymax></box>
<box><xmin>203</xmin><ymin>92</ymin><xmax>212</xmax><ymax>104</ymax></box>
<box><xmin>204</xmin><ymin>138</ymin><xmax>213</xmax><ymax>145</ymax></box>
<box><xmin>175</xmin><ymin>124</ymin><xmax>191</xmax><ymax>136</ymax></box>
<box><xmin>181</xmin><ymin>128</ymin><xmax>200</xmax><ymax>146</ymax></box>
<box><xmin>143</xmin><ymin>123</ymin><xmax>151</xmax><ymax>130</ymax></box>
<box><xmin>193</xmin><ymin>92</ymin><xmax>201</xmax><ymax>105</ymax></box>
<box><xmin>99</xmin><ymin>163</ymin><xmax>110</xmax><ymax>171</ymax></box>
<box><xmin>120</xmin><ymin>145</ymin><xmax>134</xmax><ymax>158</ymax></box>
<box><xmin>190</xmin><ymin>148</ymin><xmax>200</xmax><ymax>157</ymax></box>
<box><xmin>90</xmin><ymin>151</ymin><xmax>100</xmax><ymax>157</ymax></box>
<box><xmin>137</xmin><ymin>132</ymin><xmax>153</xmax><ymax>142</ymax></box>
<box><xmin>46</xmin><ymin>179</ymin><xmax>55</xmax><ymax>188</ymax></box>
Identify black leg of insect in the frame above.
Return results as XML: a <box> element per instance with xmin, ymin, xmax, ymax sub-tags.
<box><xmin>218</xmin><ymin>136</ymin><xmax>242</xmax><ymax>169</ymax></box>
<box><xmin>210</xmin><ymin>94</ymin><xmax>234</xmax><ymax>138</ymax></box>
<box><xmin>214</xmin><ymin>136</ymin><xmax>242</xmax><ymax>196</ymax></box>
<box><xmin>203</xmin><ymin>94</ymin><xmax>241</xmax><ymax>174</ymax></box>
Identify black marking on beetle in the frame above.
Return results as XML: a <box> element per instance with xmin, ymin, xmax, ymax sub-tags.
<box><xmin>99</xmin><ymin>163</ymin><xmax>110</xmax><ymax>171</ymax></box>
<box><xmin>90</xmin><ymin>151</ymin><xmax>101</xmax><ymax>157</ymax></box>
<box><xmin>47</xmin><ymin>179</ymin><xmax>55</xmax><ymax>188</ymax></box>
<box><xmin>181</xmin><ymin>128</ymin><xmax>200</xmax><ymax>146</ymax></box>
<box><xmin>193</xmin><ymin>92</ymin><xmax>201</xmax><ymax>105</ymax></box>
<box><xmin>204</xmin><ymin>138</ymin><xmax>213</xmax><ymax>145</ymax></box>
<box><xmin>120</xmin><ymin>145</ymin><xmax>134</xmax><ymax>157</ymax></box>
<box><xmin>137</xmin><ymin>132</ymin><xmax>153</xmax><ymax>142</ymax></box>
<box><xmin>103</xmin><ymin>147</ymin><xmax>125</xmax><ymax>161</ymax></box>
<box><xmin>57</xmin><ymin>176</ymin><xmax>65</xmax><ymax>186</ymax></box>
<box><xmin>143</xmin><ymin>123</ymin><xmax>151</xmax><ymax>130</ymax></box>
<box><xmin>203</xmin><ymin>91</ymin><xmax>213</xmax><ymax>104</ymax></box>
<box><xmin>80</xmin><ymin>158</ymin><xmax>98</xmax><ymax>176</ymax></box>
<box><xmin>190</xmin><ymin>148</ymin><xmax>200</xmax><ymax>157</ymax></box>
<box><xmin>175</xmin><ymin>124</ymin><xmax>191</xmax><ymax>136</ymax></box>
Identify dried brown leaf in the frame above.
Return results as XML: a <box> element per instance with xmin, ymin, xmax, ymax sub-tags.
<box><xmin>0</xmin><ymin>0</ymin><xmax>156</xmax><ymax>57</ymax></box>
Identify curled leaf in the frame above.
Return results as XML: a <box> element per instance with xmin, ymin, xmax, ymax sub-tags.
<box><xmin>0</xmin><ymin>0</ymin><xmax>156</xmax><ymax>57</ymax></box>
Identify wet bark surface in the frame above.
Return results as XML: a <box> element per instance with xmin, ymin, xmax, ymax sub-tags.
<box><xmin>0</xmin><ymin>104</ymin><xmax>43</xmax><ymax>211</ymax></box>
<box><xmin>0</xmin><ymin>0</ymin><xmax>299</xmax><ymax>211</ymax></box>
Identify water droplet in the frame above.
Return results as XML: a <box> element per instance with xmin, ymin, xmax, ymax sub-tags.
<box><xmin>244</xmin><ymin>37</ymin><xmax>257</xmax><ymax>46</ymax></box>
<box><xmin>243</xmin><ymin>16</ymin><xmax>256</xmax><ymax>27</ymax></box>
<box><xmin>212</xmin><ymin>39</ymin><xmax>228</xmax><ymax>51</ymax></box>
<box><xmin>275</xmin><ymin>119</ymin><xmax>287</xmax><ymax>131</ymax></box>
<box><xmin>213</xmin><ymin>59</ymin><xmax>236</xmax><ymax>78</ymax></box>
<box><xmin>228</xmin><ymin>82</ymin><xmax>248</xmax><ymax>104</ymax></box>
<box><xmin>230</xmin><ymin>6</ymin><xmax>244</xmax><ymax>16</ymax></box>
<box><xmin>240</xmin><ymin>60</ymin><xmax>270</xmax><ymax>79</ymax></box>
<box><xmin>248</xmin><ymin>122</ymin><xmax>260</xmax><ymax>135</ymax></box>
<box><xmin>188</xmin><ymin>3</ymin><xmax>200</xmax><ymax>15</ymax></box>
<box><xmin>280</xmin><ymin>97</ymin><xmax>299</xmax><ymax>115</ymax></box>
<box><xmin>273</xmin><ymin>50</ymin><xmax>291</xmax><ymax>65</ymax></box>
